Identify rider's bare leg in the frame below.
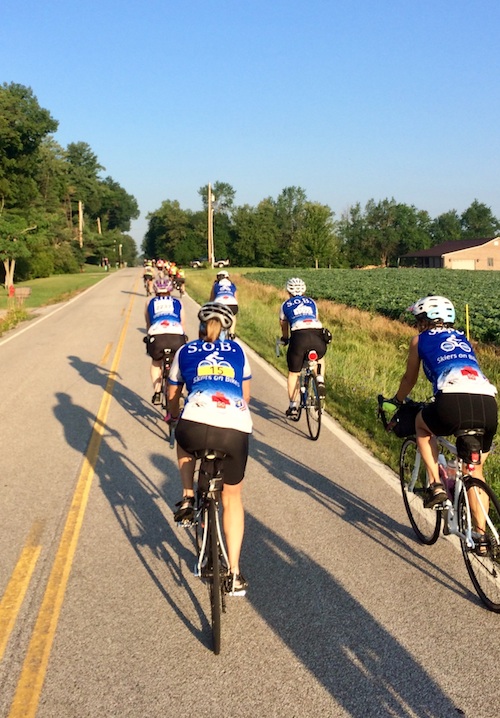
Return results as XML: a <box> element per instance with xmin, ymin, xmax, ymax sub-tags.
<box><xmin>287</xmin><ymin>372</ymin><xmax>300</xmax><ymax>404</ymax></box>
<box><xmin>151</xmin><ymin>359</ymin><xmax>162</xmax><ymax>394</ymax></box>
<box><xmin>467</xmin><ymin>452</ymin><xmax>490</xmax><ymax>533</ymax></box>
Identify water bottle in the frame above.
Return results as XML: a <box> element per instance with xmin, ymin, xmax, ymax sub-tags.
<box><xmin>446</xmin><ymin>459</ymin><xmax>457</xmax><ymax>497</ymax></box>
<box><xmin>438</xmin><ymin>454</ymin><xmax>454</xmax><ymax>499</ymax></box>
<box><xmin>438</xmin><ymin>454</ymin><xmax>448</xmax><ymax>481</ymax></box>
<box><xmin>447</xmin><ymin>458</ymin><xmax>457</xmax><ymax>480</ymax></box>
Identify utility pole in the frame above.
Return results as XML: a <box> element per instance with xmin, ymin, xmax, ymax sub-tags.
<box><xmin>207</xmin><ymin>184</ymin><xmax>214</xmax><ymax>267</ymax></box>
<box><xmin>78</xmin><ymin>200</ymin><xmax>84</xmax><ymax>248</ymax></box>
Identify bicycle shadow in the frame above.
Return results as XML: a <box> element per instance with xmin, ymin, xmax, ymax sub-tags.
<box><xmin>67</xmin><ymin>354</ymin><xmax>166</xmax><ymax>441</ymax></box>
<box><xmin>52</xmin><ymin>392</ymin><xmax>211</xmax><ymax>649</ymax></box>
<box><xmin>243</xmin><ymin>511</ymin><xmax>465</xmax><ymax>718</ymax></box>
<box><xmin>249</xmin><ymin>395</ymin><xmax>315</xmax><ymax>439</ymax></box>
<box><xmin>249</xmin><ymin>397</ymin><xmax>480</xmax><ymax>608</ymax></box>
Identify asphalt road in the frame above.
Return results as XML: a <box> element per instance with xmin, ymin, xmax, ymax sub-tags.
<box><xmin>0</xmin><ymin>268</ymin><xmax>498</xmax><ymax>718</ymax></box>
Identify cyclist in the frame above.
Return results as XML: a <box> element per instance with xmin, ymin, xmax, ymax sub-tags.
<box><xmin>209</xmin><ymin>270</ymin><xmax>238</xmax><ymax>337</ymax></box>
<box><xmin>145</xmin><ymin>279</ymin><xmax>187</xmax><ymax>405</ymax></box>
<box><xmin>174</xmin><ymin>266</ymin><xmax>186</xmax><ymax>295</ymax></box>
<box><xmin>279</xmin><ymin>277</ymin><xmax>328</xmax><ymax>419</ymax></box>
<box><xmin>167</xmin><ymin>302</ymin><xmax>252</xmax><ymax>595</ymax></box>
<box><xmin>156</xmin><ymin>258</ymin><xmax>165</xmax><ymax>277</ymax></box>
<box><xmin>387</xmin><ymin>295</ymin><xmax>497</xmax><ymax>522</ymax></box>
<box><xmin>143</xmin><ymin>261</ymin><xmax>155</xmax><ymax>295</ymax></box>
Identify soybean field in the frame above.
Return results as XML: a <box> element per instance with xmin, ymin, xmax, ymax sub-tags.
<box><xmin>248</xmin><ymin>268</ymin><xmax>500</xmax><ymax>344</ymax></box>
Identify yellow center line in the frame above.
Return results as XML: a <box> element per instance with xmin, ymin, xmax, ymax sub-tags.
<box><xmin>8</xmin><ymin>287</ymin><xmax>137</xmax><ymax>718</ymax></box>
<box><xmin>99</xmin><ymin>342</ymin><xmax>113</xmax><ymax>366</ymax></box>
<box><xmin>0</xmin><ymin>521</ymin><xmax>45</xmax><ymax>662</ymax></box>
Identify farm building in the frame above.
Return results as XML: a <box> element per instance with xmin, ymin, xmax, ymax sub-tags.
<box><xmin>400</xmin><ymin>236</ymin><xmax>500</xmax><ymax>270</ymax></box>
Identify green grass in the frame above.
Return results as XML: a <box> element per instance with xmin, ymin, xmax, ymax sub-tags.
<box><xmin>0</xmin><ymin>266</ymin><xmax>110</xmax><ymax>335</ymax></box>
<box><xmin>185</xmin><ymin>268</ymin><xmax>500</xmax><ymax>496</ymax></box>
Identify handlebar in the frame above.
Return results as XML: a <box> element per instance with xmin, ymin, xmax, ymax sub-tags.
<box><xmin>275</xmin><ymin>337</ymin><xmax>288</xmax><ymax>357</ymax></box>
<box><xmin>377</xmin><ymin>394</ymin><xmax>394</xmax><ymax>431</ymax></box>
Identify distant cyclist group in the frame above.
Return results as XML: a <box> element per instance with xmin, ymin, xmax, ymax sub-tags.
<box><xmin>142</xmin><ymin>263</ymin><xmax>498</xmax><ymax>609</ymax></box>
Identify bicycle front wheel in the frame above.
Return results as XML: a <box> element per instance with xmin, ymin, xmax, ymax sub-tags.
<box><xmin>458</xmin><ymin>478</ymin><xmax>500</xmax><ymax>612</ymax></box>
<box><xmin>400</xmin><ymin>438</ymin><xmax>441</xmax><ymax>544</ymax></box>
<box><xmin>305</xmin><ymin>374</ymin><xmax>321</xmax><ymax>441</ymax></box>
<box><xmin>208</xmin><ymin>500</ymin><xmax>223</xmax><ymax>654</ymax></box>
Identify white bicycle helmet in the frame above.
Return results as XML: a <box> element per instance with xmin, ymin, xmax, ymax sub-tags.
<box><xmin>198</xmin><ymin>302</ymin><xmax>234</xmax><ymax>330</ymax></box>
<box><xmin>217</xmin><ymin>270</ymin><xmax>229</xmax><ymax>280</ymax></box>
<box><xmin>154</xmin><ymin>279</ymin><xmax>173</xmax><ymax>294</ymax></box>
<box><xmin>286</xmin><ymin>277</ymin><xmax>306</xmax><ymax>296</ymax></box>
<box><xmin>408</xmin><ymin>296</ymin><xmax>455</xmax><ymax>324</ymax></box>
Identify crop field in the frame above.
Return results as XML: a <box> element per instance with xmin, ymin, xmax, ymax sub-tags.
<box><xmin>247</xmin><ymin>268</ymin><xmax>500</xmax><ymax>344</ymax></box>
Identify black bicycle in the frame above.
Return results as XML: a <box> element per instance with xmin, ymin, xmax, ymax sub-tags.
<box><xmin>276</xmin><ymin>338</ymin><xmax>323</xmax><ymax>440</ymax></box>
<box><xmin>193</xmin><ymin>450</ymin><xmax>230</xmax><ymax>654</ymax></box>
<box><xmin>160</xmin><ymin>347</ymin><xmax>173</xmax><ymax>411</ymax></box>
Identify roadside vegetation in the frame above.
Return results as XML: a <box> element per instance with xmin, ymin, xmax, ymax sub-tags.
<box><xmin>0</xmin><ymin>82</ymin><xmax>138</xmax><ymax>290</ymax></box>
<box><xmin>0</xmin><ymin>265</ymin><xmax>110</xmax><ymax>335</ymax></box>
<box><xmin>186</xmin><ymin>267</ymin><xmax>500</xmax><ymax>496</ymax></box>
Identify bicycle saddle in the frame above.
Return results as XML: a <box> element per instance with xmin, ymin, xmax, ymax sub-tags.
<box><xmin>193</xmin><ymin>449</ymin><xmax>227</xmax><ymax>460</ymax></box>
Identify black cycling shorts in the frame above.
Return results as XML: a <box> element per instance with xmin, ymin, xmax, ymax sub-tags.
<box><xmin>287</xmin><ymin>329</ymin><xmax>327</xmax><ymax>373</ymax></box>
<box><xmin>421</xmin><ymin>393</ymin><xmax>498</xmax><ymax>452</ymax></box>
<box><xmin>175</xmin><ymin>420</ymin><xmax>249</xmax><ymax>485</ymax></box>
<box><xmin>146</xmin><ymin>333</ymin><xmax>186</xmax><ymax>362</ymax></box>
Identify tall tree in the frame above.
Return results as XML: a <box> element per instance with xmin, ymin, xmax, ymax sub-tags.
<box><xmin>198</xmin><ymin>181</ymin><xmax>236</xmax><ymax>213</ymax></box>
<box><xmin>142</xmin><ymin>200</ymin><xmax>190</xmax><ymax>259</ymax></box>
<box><xmin>461</xmin><ymin>199</ymin><xmax>500</xmax><ymax>238</ymax></box>
<box><xmin>0</xmin><ymin>83</ymin><xmax>58</xmax><ymax>208</ymax></box>
<box><xmin>430</xmin><ymin>210</ymin><xmax>462</xmax><ymax>245</ymax></box>
<box><xmin>298</xmin><ymin>202</ymin><xmax>338</xmax><ymax>268</ymax></box>
<box><xmin>98</xmin><ymin>176</ymin><xmax>139</xmax><ymax>232</ymax></box>
<box><xmin>0</xmin><ymin>83</ymin><xmax>58</xmax><ymax>285</ymax></box>
<box><xmin>274</xmin><ymin>186</ymin><xmax>307</xmax><ymax>265</ymax></box>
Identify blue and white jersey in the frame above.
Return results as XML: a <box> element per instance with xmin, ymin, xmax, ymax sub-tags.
<box><xmin>212</xmin><ymin>280</ymin><xmax>238</xmax><ymax>306</ymax></box>
<box><xmin>418</xmin><ymin>327</ymin><xmax>496</xmax><ymax>396</ymax></box>
<box><xmin>169</xmin><ymin>338</ymin><xmax>252</xmax><ymax>432</ymax></box>
<box><xmin>146</xmin><ymin>296</ymin><xmax>184</xmax><ymax>335</ymax></box>
<box><xmin>280</xmin><ymin>296</ymin><xmax>322</xmax><ymax>331</ymax></box>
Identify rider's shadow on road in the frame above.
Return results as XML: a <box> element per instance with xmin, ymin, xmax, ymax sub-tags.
<box><xmin>52</xmin><ymin>392</ymin><xmax>211</xmax><ymax>648</ymax></box>
<box><xmin>67</xmin><ymin>354</ymin><xmax>164</xmax><ymax>440</ymax></box>
<box><xmin>242</xmin><ymin>511</ymin><xmax>464</xmax><ymax>718</ymax></box>
<box><xmin>249</xmin><ymin>434</ymin><xmax>478</xmax><ymax>607</ymax></box>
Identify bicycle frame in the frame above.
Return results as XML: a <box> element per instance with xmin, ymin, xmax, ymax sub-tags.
<box><xmin>379</xmin><ymin>393</ymin><xmax>500</xmax><ymax>611</ymax></box>
<box><xmin>194</xmin><ymin>475</ymin><xmax>229</xmax><ymax>578</ymax></box>
<box><xmin>438</xmin><ymin>436</ymin><xmax>500</xmax><ymax>551</ymax></box>
<box><xmin>299</xmin><ymin>358</ymin><xmax>319</xmax><ymax>404</ymax></box>
<box><xmin>403</xmin><ymin>435</ymin><xmax>499</xmax><ymax>550</ymax></box>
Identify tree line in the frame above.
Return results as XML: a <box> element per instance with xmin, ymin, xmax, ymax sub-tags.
<box><xmin>142</xmin><ymin>182</ymin><xmax>500</xmax><ymax>268</ymax></box>
<box><xmin>0</xmin><ymin>82</ymin><xmax>139</xmax><ymax>286</ymax></box>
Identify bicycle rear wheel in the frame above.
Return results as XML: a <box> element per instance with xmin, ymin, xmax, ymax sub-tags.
<box><xmin>458</xmin><ymin>478</ymin><xmax>500</xmax><ymax>612</ymax></box>
<box><xmin>160</xmin><ymin>359</ymin><xmax>169</xmax><ymax>411</ymax></box>
<box><xmin>400</xmin><ymin>438</ymin><xmax>441</xmax><ymax>544</ymax></box>
<box><xmin>305</xmin><ymin>374</ymin><xmax>321</xmax><ymax>441</ymax></box>
<box><xmin>208</xmin><ymin>500</ymin><xmax>223</xmax><ymax>654</ymax></box>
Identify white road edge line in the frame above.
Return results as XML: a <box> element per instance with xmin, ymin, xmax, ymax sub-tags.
<box><xmin>0</xmin><ymin>278</ymin><xmax>106</xmax><ymax>348</ymax></box>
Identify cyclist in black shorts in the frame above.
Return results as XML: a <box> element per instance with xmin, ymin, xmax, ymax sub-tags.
<box><xmin>168</xmin><ymin>302</ymin><xmax>253</xmax><ymax>595</ymax></box>
<box><xmin>388</xmin><ymin>295</ymin><xmax>497</xmax><ymax>521</ymax></box>
<box><xmin>279</xmin><ymin>277</ymin><xmax>328</xmax><ymax>419</ymax></box>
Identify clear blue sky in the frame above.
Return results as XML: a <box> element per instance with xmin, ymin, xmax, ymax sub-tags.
<box><xmin>2</xmin><ymin>0</ymin><xmax>500</xmax><ymax>247</ymax></box>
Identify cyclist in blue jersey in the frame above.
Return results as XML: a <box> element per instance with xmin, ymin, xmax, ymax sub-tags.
<box><xmin>279</xmin><ymin>277</ymin><xmax>328</xmax><ymax>419</ymax></box>
<box><xmin>209</xmin><ymin>270</ymin><xmax>238</xmax><ymax>337</ymax></box>
<box><xmin>388</xmin><ymin>296</ymin><xmax>497</xmax><ymax>519</ymax></box>
<box><xmin>145</xmin><ymin>279</ymin><xmax>187</xmax><ymax>405</ymax></box>
<box><xmin>167</xmin><ymin>302</ymin><xmax>252</xmax><ymax>595</ymax></box>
